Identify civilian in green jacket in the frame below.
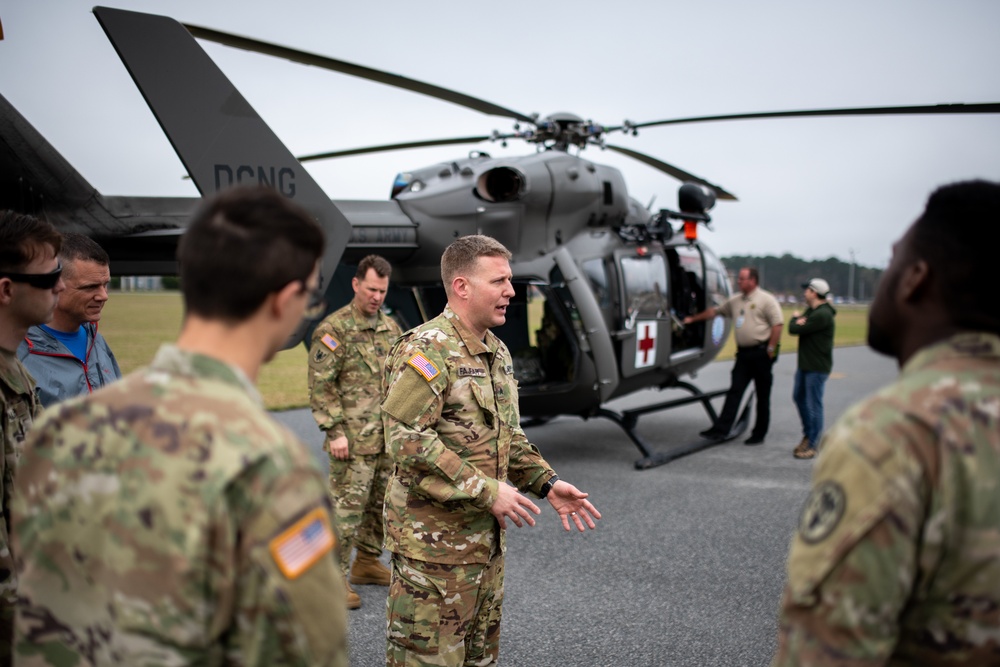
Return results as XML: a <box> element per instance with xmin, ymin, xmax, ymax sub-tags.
<box><xmin>788</xmin><ymin>278</ymin><xmax>836</xmax><ymax>459</ymax></box>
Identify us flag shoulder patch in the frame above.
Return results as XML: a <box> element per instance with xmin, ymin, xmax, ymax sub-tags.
<box><xmin>321</xmin><ymin>333</ymin><xmax>340</xmax><ymax>352</ymax></box>
<box><xmin>407</xmin><ymin>353</ymin><xmax>440</xmax><ymax>381</ymax></box>
<box><xmin>269</xmin><ymin>508</ymin><xmax>335</xmax><ymax>580</ymax></box>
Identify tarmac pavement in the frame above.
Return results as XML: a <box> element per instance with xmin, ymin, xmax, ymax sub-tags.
<box><xmin>273</xmin><ymin>345</ymin><xmax>899</xmax><ymax>666</ymax></box>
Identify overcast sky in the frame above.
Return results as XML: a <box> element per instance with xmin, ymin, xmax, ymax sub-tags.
<box><xmin>4</xmin><ymin>0</ymin><xmax>999</xmax><ymax>268</ymax></box>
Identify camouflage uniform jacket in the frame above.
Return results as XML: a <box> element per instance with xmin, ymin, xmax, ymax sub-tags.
<box><xmin>772</xmin><ymin>332</ymin><xmax>1000</xmax><ymax>666</ymax></box>
<box><xmin>11</xmin><ymin>344</ymin><xmax>348</xmax><ymax>667</ymax></box>
<box><xmin>309</xmin><ymin>302</ymin><xmax>402</xmax><ymax>455</ymax></box>
<box><xmin>381</xmin><ymin>306</ymin><xmax>556</xmax><ymax>565</ymax></box>
<box><xmin>0</xmin><ymin>349</ymin><xmax>37</xmax><ymax>602</ymax></box>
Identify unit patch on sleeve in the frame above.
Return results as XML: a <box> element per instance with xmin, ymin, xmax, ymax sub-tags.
<box><xmin>797</xmin><ymin>480</ymin><xmax>846</xmax><ymax>545</ymax></box>
<box><xmin>269</xmin><ymin>507</ymin><xmax>336</xmax><ymax>580</ymax></box>
<box><xmin>321</xmin><ymin>333</ymin><xmax>340</xmax><ymax>352</ymax></box>
<box><xmin>407</xmin><ymin>353</ymin><xmax>440</xmax><ymax>381</ymax></box>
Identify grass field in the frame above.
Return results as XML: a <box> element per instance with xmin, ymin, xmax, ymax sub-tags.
<box><xmin>99</xmin><ymin>293</ymin><xmax>311</xmax><ymax>411</ymax></box>
<box><xmin>100</xmin><ymin>293</ymin><xmax>868</xmax><ymax>410</ymax></box>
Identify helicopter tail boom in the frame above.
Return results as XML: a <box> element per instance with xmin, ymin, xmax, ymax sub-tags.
<box><xmin>93</xmin><ymin>6</ymin><xmax>353</xmax><ymax>346</ymax></box>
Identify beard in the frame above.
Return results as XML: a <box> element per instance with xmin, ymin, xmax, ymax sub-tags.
<box><xmin>866</xmin><ymin>317</ymin><xmax>897</xmax><ymax>358</ymax></box>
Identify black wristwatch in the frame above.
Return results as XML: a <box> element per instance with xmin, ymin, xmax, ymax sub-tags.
<box><xmin>539</xmin><ymin>474</ymin><xmax>559</xmax><ymax>498</ymax></box>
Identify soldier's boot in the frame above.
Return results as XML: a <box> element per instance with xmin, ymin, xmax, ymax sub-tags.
<box><xmin>350</xmin><ymin>551</ymin><xmax>391</xmax><ymax>586</ymax></box>
<box><xmin>793</xmin><ymin>437</ymin><xmax>810</xmax><ymax>456</ymax></box>
<box><xmin>346</xmin><ymin>582</ymin><xmax>361</xmax><ymax>610</ymax></box>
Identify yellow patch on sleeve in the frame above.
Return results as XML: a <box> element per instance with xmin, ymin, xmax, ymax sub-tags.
<box><xmin>269</xmin><ymin>508</ymin><xmax>336</xmax><ymax>580</ymax></box>
<box><xmin>407</xmin><ymin>352</ymin><xmax>440</xmax><ymax>381</ymax></box>
<box><xmin>321</xmin><ymin>333</ymin><xmax>340</xmax><ymax>352</ymax></box>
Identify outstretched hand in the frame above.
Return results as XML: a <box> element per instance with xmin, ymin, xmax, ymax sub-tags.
<box><xmin>489</xmin><ymin>482</ymin><xmax>541</xmax><ymax>529</ymax></box>
<box><xmin>547</xmin><ymin>480</ymin><xmax>601</xmax><ymax>532</ymax></box>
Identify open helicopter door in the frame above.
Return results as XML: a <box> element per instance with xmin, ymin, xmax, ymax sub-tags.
<box><xmin>489</xmin><ymin>248</ymin><xmax>619</xmax><ymax>411</ymax></box>
<box><xmin>613</xmin><ymin>247</ymin><xmax>672</xmax><ymax>378</ymax></box>
<box><xmin>551</xmin><ymin>247</ymin><xmax>618</xmax><ymax>402</ymax></box>
<box><xmin>664</xmin><ymin>243</ymin><xmax>732</xmax><ymax>377</ymax></box>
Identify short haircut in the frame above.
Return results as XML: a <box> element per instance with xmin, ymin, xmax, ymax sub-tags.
<box><xmin>743</xmin><ymin>267</ymin><xmax>760</xmax><ymax>284</ymax></box>
<box><xmin>909</xmin><ymin>179</ymin><xmax>1000</xmax><ymax>333</ymax></box>
<box><xmin>178</xmin><ymin>186</ymin><xmax>325</xmax><ymax>321</ymax></box>
<box><xmin>441</xmin><ymin>235</ymin><xmax>511</xmax><ymax>295</ymax></box>
<box><xmin>60</xmin><ymin>233</ymin><xmax>110</xmax><ymax>267</ymax></box>
<box><xmin>0</xmin><ymin>211</ymin><xmax>62</xmax><ymax>272</ymax></box>
<box><xmin>355</xmin><ymin>254</ymin><xmax>392</xmax><ymax>281</ymax></box>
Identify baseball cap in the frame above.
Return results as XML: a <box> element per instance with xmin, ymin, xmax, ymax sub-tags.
<box><xmin>802</xmin><ymin>278</ymin><xmax>830</xmax><ymax>298</ymax></box>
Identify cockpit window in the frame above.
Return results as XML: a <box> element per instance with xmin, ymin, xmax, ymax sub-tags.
<box><xmin>621</xmin><ymin>254</ymin><xmax>668</xmax><ymax>317</ymax></box>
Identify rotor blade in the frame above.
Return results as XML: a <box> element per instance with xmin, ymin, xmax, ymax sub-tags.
<box><xmin>608</xmin><ymin>102</ymin><xmax>1000</xmax><ymax>132</ymax></box>
<box><xmin>183</xmin><ymin>24</ymin><xmax>536</xmax><ymax>124</ymax></box>
<box><xmin>297</xmin><ymin>136</ymin><xmax>491</xmax><ymax>163</ymax></box>
<box><xmin>603</xmin><ymin>144</ymin><xmax>738</xmax><ymax>201</ymax></box>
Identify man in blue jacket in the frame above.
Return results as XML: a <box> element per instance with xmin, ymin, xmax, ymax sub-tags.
<box><xmin>18</xmin><ymin>233</ymin><xmax>121</xmax><ymax>407</ymax></box>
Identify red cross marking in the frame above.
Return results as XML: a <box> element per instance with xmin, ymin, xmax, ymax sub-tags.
<box><xmin>638</xmin><ymin>326</ymin><xmax>656</xmax><ymax>363</ymax></box>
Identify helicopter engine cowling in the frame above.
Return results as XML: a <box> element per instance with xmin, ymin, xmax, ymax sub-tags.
<box><xmin>476</xmin><ymin>166</ymin><xmax>525</xmax><ymax>202</ymax></box>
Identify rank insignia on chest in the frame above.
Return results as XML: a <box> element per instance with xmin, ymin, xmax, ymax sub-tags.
<box><xmin>407</xmin><ymin>353</ymin><xmax>440</xmax><ymax>381</ymax></box>
<box><xmin>458</xmin><ymin>366</ymin><xmax>486</xmax><ymax>377</ymax></box>
<box><xmin>504</xmin><ymin>364</ymin><xmax>514</xmax><ymax>375</ymax></box>
<box><xmin>269</xmin><ymin>507</ymin><xmax>335</xmax><ymax>580</ymax></box>
<box><xmin>321</xmin><ymin>333</ymin><xmax>340</xmax><ymax>352</ymax></box>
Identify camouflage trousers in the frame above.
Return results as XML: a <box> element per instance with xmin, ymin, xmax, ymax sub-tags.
<box><xmin>328</xmin><ymin>450</ymin><xmax>391</xmax><ymax>576</ymax></box>
<box><xmin>386</xmin><ymin>553</ymin><xmax>504</xmax><ymax>667</ymax></box>
<box><xmin>0</xmin><ymin>549</ymin><xmax>15</xmax><ymax>667</ymax></box>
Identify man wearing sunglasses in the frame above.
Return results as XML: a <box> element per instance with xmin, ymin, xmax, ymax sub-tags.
<box><xmin>10</xmin><ymin>188</ymin><xmax>348</xmax><ymax>666</ymax></box>
<box><xmin>0</xmin><ymin>210</ymin><xmax>64</xmax><ymax>664</ymax></box>
<box><xmin>18</xmin><ymin>233</ymin><xmax>121</xmax><ymax>408</ymax></box>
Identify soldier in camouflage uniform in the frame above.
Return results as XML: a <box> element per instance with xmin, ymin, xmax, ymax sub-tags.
<box><xmin>309</xmin><ymin>254</ymin><xmax>402</xmax><ymax>609</ymax></box>
<box><xmin>10</xmin><ymin>187</ymin><xmax>349</xmax><ymax>666</ymax></box>
<box><xmin>772</xmin><ymin>180</ymin><xmax>1000</xmax><ymax>666</ymax></box>
<box><xmin>381</xmin><ymin>234</ymin><xmax>601</xmax><ymax>667</ymax></box>
<box><xmin>0</xmin><ymin>212</ymin><xmax>63</xmax><ymax>666</ymax></box>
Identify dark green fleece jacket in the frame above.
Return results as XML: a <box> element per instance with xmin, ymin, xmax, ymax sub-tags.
<box><xmin>788</xmin><ymin>301</ymin><xmax>836</xmax><ymax>373</ymax></box>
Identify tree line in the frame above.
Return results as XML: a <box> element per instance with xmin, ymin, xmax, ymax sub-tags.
<box><xmin>721</xmin><ymin>254</ymin><xmax>882</xmax><ymax>302</ymax></box>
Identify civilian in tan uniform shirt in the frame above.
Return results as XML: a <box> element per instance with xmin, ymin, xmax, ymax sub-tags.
<box><xmin>684</xmin><ymin>267</ymin><xmax>783</xmax><ymax>444</ymax></box>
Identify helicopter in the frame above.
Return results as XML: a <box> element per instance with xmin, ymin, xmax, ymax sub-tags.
<box><xmin>4</xmin><ymin>6</ymin><xmax>999</xmax><ymax>468</ymax></box>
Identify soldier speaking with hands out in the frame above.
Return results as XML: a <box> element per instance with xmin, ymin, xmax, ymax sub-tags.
<box><xmin>380</xmin><ymin>234</ymin><xmax>601</xmax><ymax>667</ymax></box>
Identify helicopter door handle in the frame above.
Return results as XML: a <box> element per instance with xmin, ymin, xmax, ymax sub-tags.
<box><xmin>625</xmin><ymin>310</ymin><xmax>638</xmax><ymax>330</ymax></box>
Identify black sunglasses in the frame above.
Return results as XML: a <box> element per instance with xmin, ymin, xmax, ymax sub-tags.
<box><xmin>0</xmin><ymin>262</ymin><xmax>63</xmax><ymax>289</ymax></box>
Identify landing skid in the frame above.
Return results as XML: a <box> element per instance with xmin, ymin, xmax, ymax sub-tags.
<box><xmin>594</xmin><ymin>382</ymin><xmax>754</xmax><ymax>470</ymax></box>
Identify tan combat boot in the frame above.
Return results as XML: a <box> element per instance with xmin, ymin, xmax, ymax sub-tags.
<box><xmin>346</xmin><ymin>581</ymin><xmax>361</xmax><ymax>610</ymax></box>
<box><xmin>793</xmin><ymin>437</ymin><xmax>810</xmax><ymax>456</ymax></box>
<box><xmin>350</xmin><ymin>551</ymin><xmax>391</xmax><ymax>586</ymax></box>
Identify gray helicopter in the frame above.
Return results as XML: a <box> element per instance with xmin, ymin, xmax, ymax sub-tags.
<box><xmin>5</xmin><ymin>6</ymin><xmax>999</xmax><ymax>467</ymax></box>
